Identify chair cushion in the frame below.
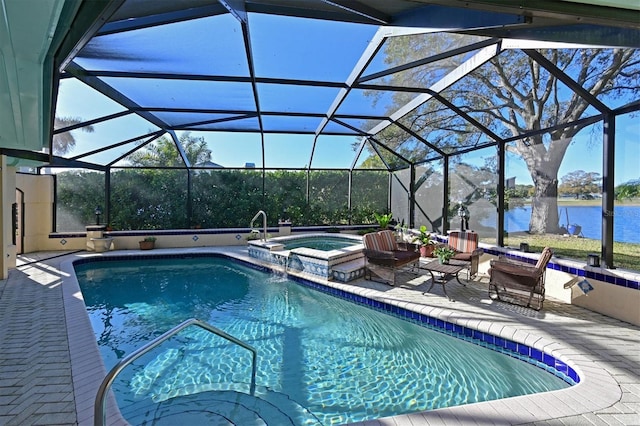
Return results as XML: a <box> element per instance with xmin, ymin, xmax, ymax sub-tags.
<box><xmin>363</xmin><ymin>233</ymin><xmax>383</xmax><ymax>251</ymax></box>
<box><xmin>448</xmin><ymin>231</ymin><xmax>478</xmax><ymax>253</ymax></box>
<box><xmin>365</xmin><ymin>247</ymin><xmax>419</xmax><ymax>266</ymax></box>
<box><xmin>452</xmin><ymin>252</ymin><xmax>472</xmax><ymax>261</ymax></box>
<box><xmin>394</xmin><ymin>249</ymin><xmax>420</xmax><ymax>264</ymax></box>
<box><xmin>363</xmin><ymin>230</ymin><xmax>398</xmax><ymax>252</ymax></box>
<box><xmin>490</xmin><ymin>260</ymin><xmax>539</xmax><ymax>277</ymax></box>
<box><xmin>535</xmin><ymin>247</ymin><xmax>553</xmax><ymax>270</ymax></box>
<box><xmin>378</xmin><ymin>230</ymin><xmax>398</xmax><ymax>251</ymax></box>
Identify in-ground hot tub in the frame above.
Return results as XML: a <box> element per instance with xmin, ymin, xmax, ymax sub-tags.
<box><xmin>247</xmin><ymin>233</ymin><xmax>365</xmax><ymax>282</ymax></box>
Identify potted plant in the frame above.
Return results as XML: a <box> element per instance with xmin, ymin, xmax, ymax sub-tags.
<box><xmin>394</xmin><ymin>220</ymin><xmax>408</xmax><ymax>242</ymax></box>
<box><xmin>139</xmin><ymin>236</ymin><xmax>156</xmax><ymax>250</ymax></box>
<box><xmin>374</xmin><ymin>212</ymin><xmax>393</xmax><ymax>230</ymax></box>
<box><xmin>412</xmin><ymin>225</ymin><xmax>435</xmax><ymax>257</ymax></box>
<box><xmin>434</xmin><ymin>246</ymin><xmax>456</xmax><ymax>264</ymax></box>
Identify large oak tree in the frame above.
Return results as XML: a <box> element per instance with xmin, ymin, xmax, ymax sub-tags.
<box><xmin>368</xmin><ymin>33</ymin><xmax>639</xmax><ymax>233</ymax></box>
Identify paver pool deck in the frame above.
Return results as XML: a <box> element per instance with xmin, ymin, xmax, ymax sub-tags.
<box><xmin>0</xmin><ymin>247</ymin><xmax>638</xmax><ymax>425</ymax></box>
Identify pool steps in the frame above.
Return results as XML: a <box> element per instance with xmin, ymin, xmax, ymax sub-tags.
<box><xmin>331</xmin><ymin>258</ymin><xmax>366</xmax><ymax>282</ymax></box>
<box><xmin>121</xmin><ymin>387</ymin><xmax>322</xmax><ymax>425</ymax></box>
<box><xmin>94</xmin><ymin>318</ymin><xmax>258</xmax><ymax>426</ymax></box>
<box><xmin>260</xmin><ymin>242</ymin><xmax>285</xmax><ymax>251</ymax></box>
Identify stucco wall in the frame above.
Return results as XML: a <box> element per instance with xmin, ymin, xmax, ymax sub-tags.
<box><xmin>16</xmin><ymin>173</ymin><xmax>54</xmax><ymax>253</ymax></box>
<box><xmin>1</xmin><ymin>160</ymin><xmax>17</xmax><ymax>276</ymax></box>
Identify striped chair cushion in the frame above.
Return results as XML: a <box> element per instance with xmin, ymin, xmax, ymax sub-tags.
<box><xmin>535</xmin><ymin>247</ymin><xmax>553</xmax><ymax>270</ymax></box>
<box><xmin>363</xmin><ymin>230</ymin><xmax>398</xmax><ymax>252</ymax></box>
<box><xmin>378</xmin><ymin>230</ymin><xmax>398</xmax><ymax>251</ymax></box>
<box><xmin>448</xmin><ymin>231</ymin><xmax>478</xmax><ymax>253</ymax></box>
<box><xmin>363</xmin><ymin>232</ymin><xmax>384</xmax><ymax>251</ymax></box>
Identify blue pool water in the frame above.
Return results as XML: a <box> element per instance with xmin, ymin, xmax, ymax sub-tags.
<box><xmin>282</xmin><ymin>236</ymin><xmax>360</xmax><ymax>251</ymax></box>
<box><xmin>75</xmin><ymin>256</ymin><xmax>570</xmax><ymax>425</ymax></box>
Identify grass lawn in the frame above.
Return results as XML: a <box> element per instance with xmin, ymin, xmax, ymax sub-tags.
<box><xmin>557</xmin><ymin>198</ymin><xmax>640</xmax><ymax>207</ymax></box>
<box><xmin>493</xmin><ymin>233</ymin><xmax>640</xmax><ymax>272</ymax></box>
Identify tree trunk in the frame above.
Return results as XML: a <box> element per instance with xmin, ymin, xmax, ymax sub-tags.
<box><xmin>514</xmin><ymin>134</ymin><xmax>569</xmax><ymax>235</ymax></box>
<box><xmin>529</xmin><ymin>170</ymin><xmax>561</xmax><ymax>234</ymax></box>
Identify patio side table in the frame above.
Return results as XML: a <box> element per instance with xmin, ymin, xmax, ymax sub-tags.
<box><xmin>419</xmin><ymin>258</ymin><xmax>468</xmax><ymax>301</ymax></box>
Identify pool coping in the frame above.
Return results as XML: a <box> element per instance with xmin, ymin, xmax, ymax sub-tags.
<box><xmin>60</xmin><ymin>247</ymin><xmax>622</xmax><ymax>425</ymax></box>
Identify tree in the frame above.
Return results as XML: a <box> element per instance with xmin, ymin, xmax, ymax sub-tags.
<box><xmin>110</xmin><ymin>169</ymin><xmax>188</xmax><ymax>229</ymax></box>
<box><xmin>559</xmin><ymin>170</ymin><xmax>601</xmax><ymax>198</ymax></box>
<box><xmin>55</xmin><ymin>170</ymin><xmax>104</xmax><ymax>231</ymax></box>
<box><xmin>128</xmin><ymin>132</ymin><xmax>212</xmax><ymax>166</ymax></box>
<box><xmin>615</xmin><ymin>179</ymin><xmax>640</xmax><ymax>201</ymax></box>
<box><xmin>57</xmin><ymin>167</ymin><xmax>389</xmax><ymax>230</ymax></box>
<box><xmin>365</xmin><ymin>33</ymin><xmax>640</xmax><ymax>234</ymax></box>
<box><xmin>111</xmin><ymin>132</ymin><xmax>212</xmax><ymax>229</ymax></box>
<box><xmin>53</xmin><ymin>116</ymin><xmax>94</xmax><ymax>155</ymax></box>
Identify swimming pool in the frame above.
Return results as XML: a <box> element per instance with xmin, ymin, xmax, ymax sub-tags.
<box><xmin>75</xmin><ymin>255</ymin><xmax>573</xmax><ymax>425</ymax></box>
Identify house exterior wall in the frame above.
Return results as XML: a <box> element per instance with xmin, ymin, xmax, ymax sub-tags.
<box><xmin>1</xmin><ymin>159</ymin><xmax>16</xmax><ymax>277</ymax></box>
<box><xmin>16</xmin><ymin>173</ymin><xmax>55</xmax><ymax>253</ymax></box>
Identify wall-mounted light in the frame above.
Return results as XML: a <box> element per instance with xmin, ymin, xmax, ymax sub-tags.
<box><xmin>95</xmin><ymin>206</ymin><xmax>102</xmax><ymax>225</ymax></box>
<box><xmin>587</xmin><ymin>254</ymin><xmax>600</xmax><ymax>267</ymax></box>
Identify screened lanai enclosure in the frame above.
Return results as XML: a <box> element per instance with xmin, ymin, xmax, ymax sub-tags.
<box><xmin>15</xmin><ymin>1</ymin><xmax>640</xmax><ymax>268</ymax></box>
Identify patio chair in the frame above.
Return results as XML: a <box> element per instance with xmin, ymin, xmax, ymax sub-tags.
<box><xmin>488</xmin><ymin>247</ymin><xmax>553</xmax><ymax>311</ymax></box>
<box><xmin>363</xmin><ymin>230</ymin><xmax>420</xmax><ymax>286</ymax></box>
<box><xmin>447</xmin><ymin>231</ymin><xmax>484</xmax><ymax>279</ymax></box>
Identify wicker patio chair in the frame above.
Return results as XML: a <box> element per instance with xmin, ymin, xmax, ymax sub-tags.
<box><xmin>488</xmin><ymin>247</ymin><xmax>553</xmax><ymax>311</ymax></box>
<box><xmin>363</xmin><ymin>230</ymin><xmax>420</xmax><ymax>286</ymax></box>
<box><xmin>447</xmin><ymin>231</ymin><xmax>484</xmax><ymax>279</ymax></box>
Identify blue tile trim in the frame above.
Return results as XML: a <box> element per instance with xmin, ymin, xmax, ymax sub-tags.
<box><xmin>293</xmin><ymin>277</ymin><xmax>580</xmax><ymax>386</ymax></box>
<box><xmin>103</xmin><ymin>228</ymin><xmax>279</xmax><ymax>237</ymax></box>
<box><xmin>73</xmin><ymin>252</ymin><xmax>580</xmax><ymax>386</ymax></box>
<box><xmin>49</xmin><ymin>233</ymin><xmax>86</xmax><ymax>238</ymax></box>
<box><xmin>73</xmin><ymin>252</ymin><xmax>228</xmax><ymax>266</ymax></box>
<box><xmin>60</xmin><ymin>230</ymin><xmax>640</xmax><ymax>291</ymax></box>
<box><xmin>292</xmin><ymin>225</ymin><xmax>374</xmax><ymax>233</ymax></box>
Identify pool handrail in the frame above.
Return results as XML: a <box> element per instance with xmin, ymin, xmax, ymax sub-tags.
<box><xmin>94</xmin><ymin>318</ymin><xmax>257</xmax><ymax>426</ymax></box>
<box><xmin>250</xmin><ymin>210</ymin><xmax>267</xmax><ymax>241</ymax></box>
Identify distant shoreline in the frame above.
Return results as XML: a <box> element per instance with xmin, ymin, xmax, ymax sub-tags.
<box><xmin>511</xmin><ymin>198</ymin><xmax>640</xmax><ymax>207</ymax></box>
<box><xmin>558</xmin><ymin>199</ymin><xmax>640</xmax><ymax>207</ymax></box>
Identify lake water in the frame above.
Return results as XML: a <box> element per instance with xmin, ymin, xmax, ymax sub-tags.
<box><xmin>503</xmin><ymin>205</ymin><xmax>639</xmax><ymax>244</ymax></box>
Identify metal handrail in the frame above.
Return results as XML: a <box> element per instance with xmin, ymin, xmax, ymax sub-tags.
<box><xmin>250</xmin><ymin>210</ymin><xmax>267</xmax><ymax>241</ymax></box>
<box><xmin>94</xmin><ymin>318</ymin><xmax>257</xmax><ymax>426</ymax></box>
